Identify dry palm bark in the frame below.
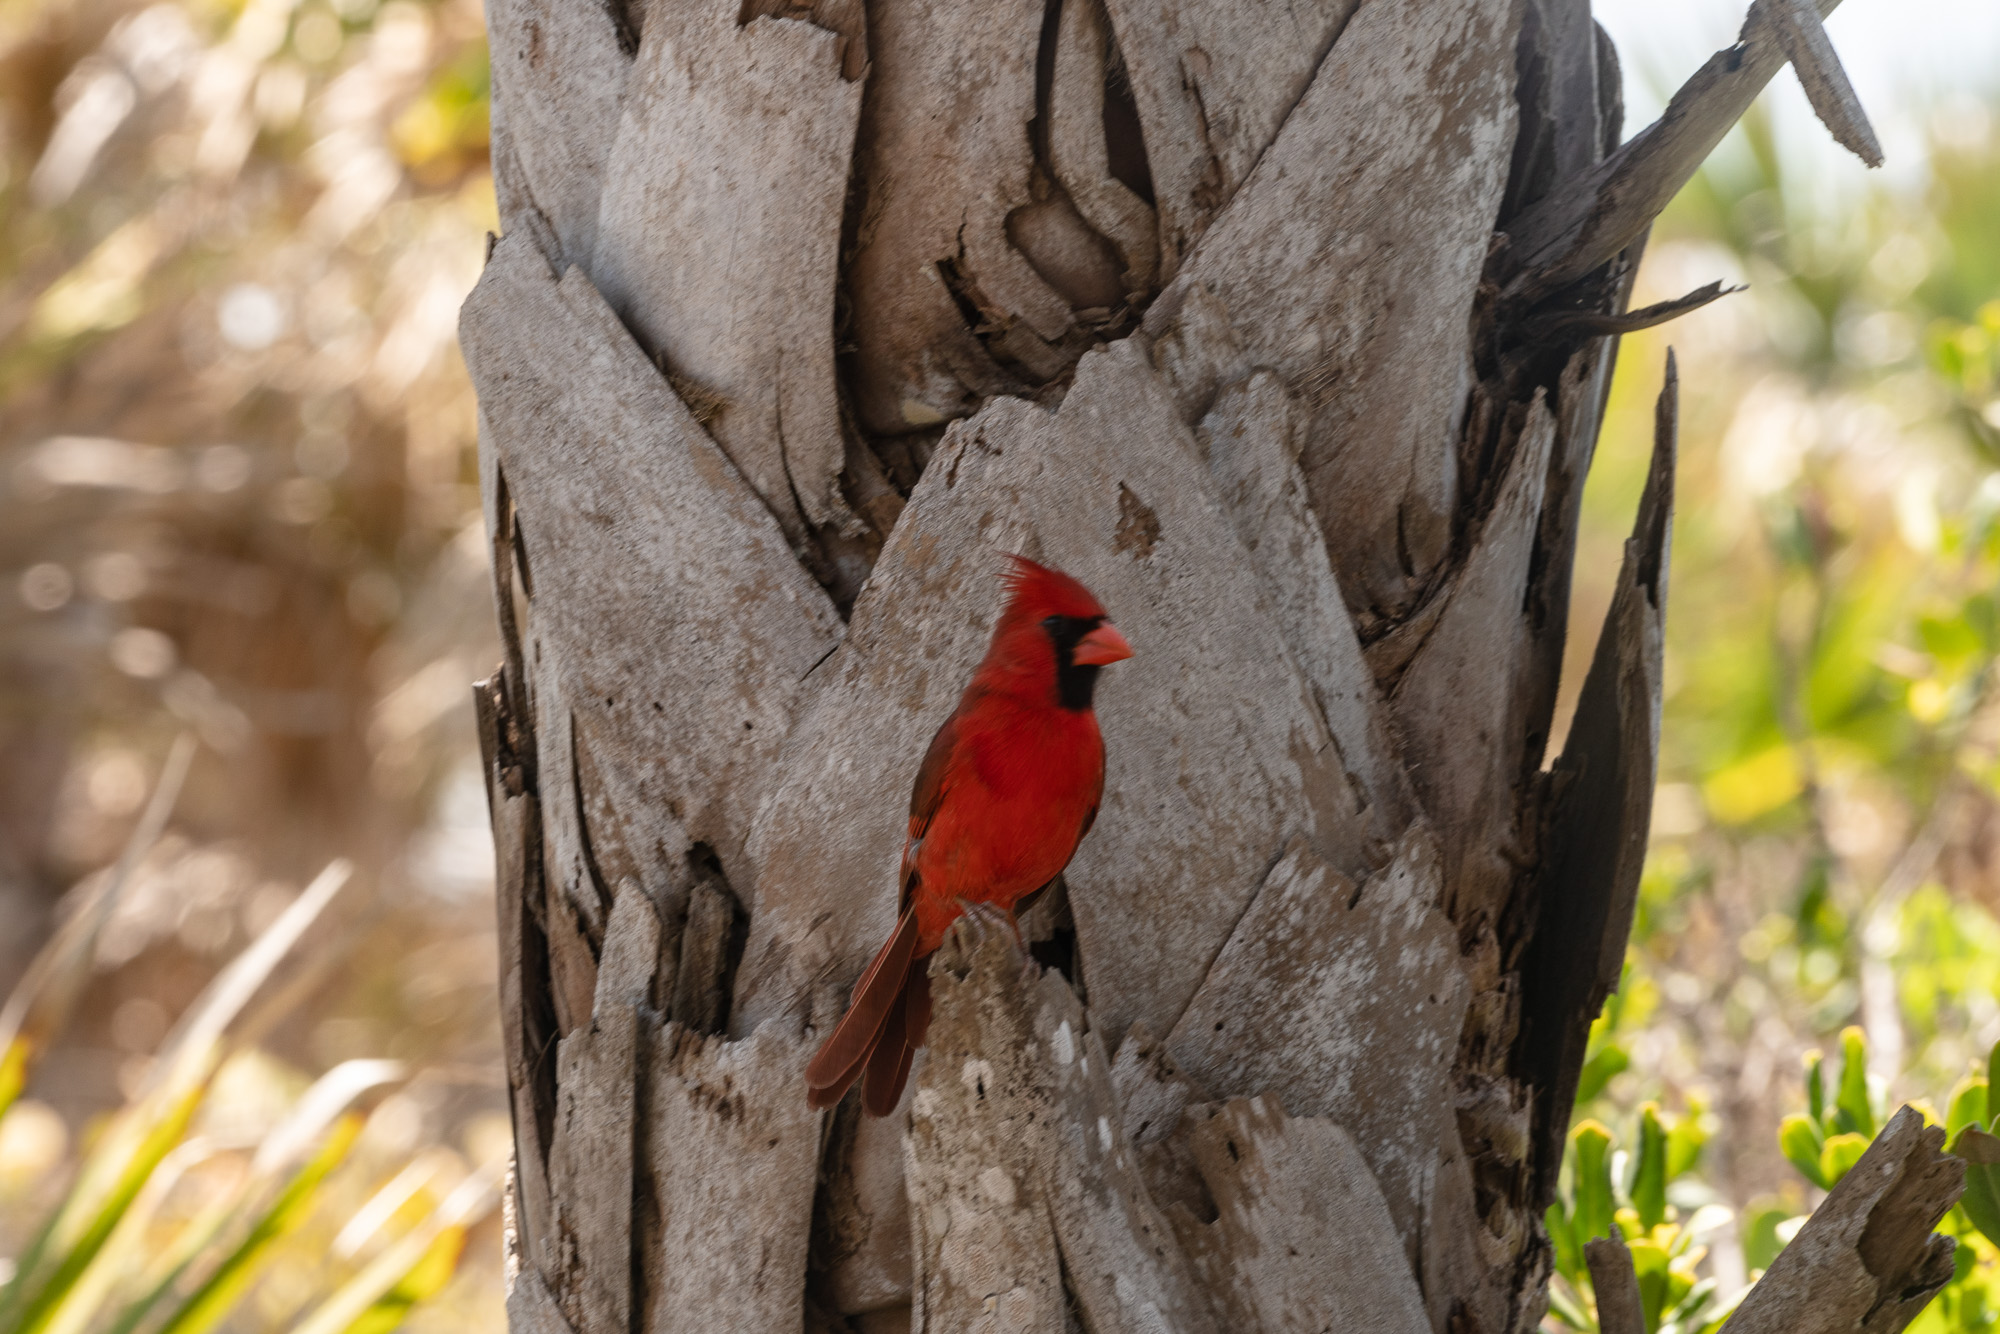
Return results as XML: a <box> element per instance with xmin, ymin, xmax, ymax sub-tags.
<box><xmin>463</xmin><ymin>1</ymin><xmax>1953</xmax><ymax>1331</ymax></box>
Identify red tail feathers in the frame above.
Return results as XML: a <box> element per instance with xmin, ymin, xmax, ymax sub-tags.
<box><xmin>806</xmin><ymin>908</ymin><xmax>927</xmax><ymax>1111</ymax></box>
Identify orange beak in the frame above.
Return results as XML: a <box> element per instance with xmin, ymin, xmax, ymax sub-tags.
<box><xmin>1072</xmin><ymin>621</ymin><xmax>1134</xmax><ymax>666</ymax></box>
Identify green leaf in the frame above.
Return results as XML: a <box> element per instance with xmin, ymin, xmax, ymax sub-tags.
<box><xmin>1947</xmin><ymin>1077</ymin><xmax>1989</xmax><ymax>1143</ymax></box>
<box><xmin>1836</xmin><ymin>1027</ymin><xmax>1875</xmax><ymax>1138</ymax></box>
<box><xmin>1988</xmin><ymin>1039</ymin><xmax>2000</xmax><ymax>1111</ymax></box>
<box><xmin>1578</xmin><ymin>1043</ymin><xmax>1631</xmax><ymax>1105</ymax></box>
<box><xmin>154</xmin><ymin>1113</ymin><xmax>364</xmax><ymax>1334</ymax></box>
<box><xmin>1573</xmin><ymin>1120</ymin><xmax>1617</xmax><ymax>1246</ymax></box>
<box><xmin>1630</xmin><ymin>1237</ymin><xmax>1673</xmax><ymax>1333</ymax></box>
<box><xmin>1804</xmin><ymin>1049</ymin><xmax>1827</xmax><ymax>1127</ymax></box>
<box><xmin>1667</xmin><ymin>1102</ymin><xmax>1709</xmax><ymax>1182</ymax></box>
<box><xmin>1780</xmin><ymin>1114</ymin><xmax>1829</xmax><ymax>1188</ymax></box>
<box><xmin>1820</xmin><ymin>1132</ymin><xmax>1870</xmax><ymax>1188</ymax></box>
<box><xmin>1634</xmin><ymin>1104</ymin><xmax>1670</xmax><ymax>1230</ymax></box>
<box><xmin>1741</xmin><ymin>1200</ymin><xmax>1793</xmax><ymax>1273</ymax></box>
<box><xmin>1951</xmin><ymin>1126</ymin><xmax>2000</xmax><ymax>1248</ymax></box>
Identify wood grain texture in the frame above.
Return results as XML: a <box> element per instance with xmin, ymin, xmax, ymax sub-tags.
<box><xmin>1585</xmin><ymin>1237</ymin><xmax>1646</xmax><ymax>1334</ymax></box>
<box><xmin>1388</xmin><ymin>394</ymin><xmax>1557</xmax><ymax>932</ymax></box>
<box><xmin>842</xmin><ymin>0</ymin><xmax>1069</xmax><ymax>435</ymax></box>
<box><xmin>591</xmin><ymin>4</ymin><xmax>864</xmax><ymax>544</ymax></box>
<box><xmin>460</xmin><ymin>232</ymin><xmax>845</xmax><ymax>903</ymax></box>
<box><xmin>482</xmin><ymin>0</ymin><xmax>629</xmax><ymax>267</ymax></box>
<box><xmin>1100</xmin><ymin>0</ymin><xmax>1361</xmax><ymax>275</ymax></box>
<box><xmin>1174</xmin><ymin>1098</ymin><xmax>1430</xmax><ymax>1334</ymax></box>
<box><xmin>1724</xmin><ymin>1106</ymin><xmax>1962</xmax><ymax>1334</ymax></box>
<box><xmin>1163</xmin><ymin>832</ymin><xmax>1468</xmax><ymax>1268</ymax></box>
<box><xmin>905</xmin><ymin>920</ymin><xmax>1218</xmax><ymax>1334</ymax></box>
<box><xmin>1142</xmin><ymin>0</ymin><xmax>1518</xmax><ymax>622</ymax></box>
<box><xmin>1772</xmin><ymin>0</ymin><xmax>1881</xmax><ymax>167</ymax></box>
<box><xmin>737</xmin><ymin>340</ymin><xmax>1369</xmax><ymax>1051</ymax></box>
<box><xmin>543</xmin><ymin>884</ymin><xmax>659</xmax><ymax>1334</ymax></box>
<box><xmin>639</xmin><ymin>1018</ymin><xmax>824</xmax><ymax>1334</ymax></box>
<box><xmin>1199</xmin><ymin>372</ymin><xmax>1415</xmax><ymax>842</ymax></box>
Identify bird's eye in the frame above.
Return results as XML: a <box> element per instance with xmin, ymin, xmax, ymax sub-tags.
<box><xmin>1041</xmin><ymin>616</ymin><xmax>1061</xmax><ymax>632</ymax></box>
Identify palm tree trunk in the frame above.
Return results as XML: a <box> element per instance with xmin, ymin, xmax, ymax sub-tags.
<box><xmin>461</xmin><ymin>0</ymin><xmax>1958</xmax><ymax>1330</ymax></box>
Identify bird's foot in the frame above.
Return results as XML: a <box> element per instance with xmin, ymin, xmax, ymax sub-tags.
<box><xmin>952</xmin><ymin>899</ymin><xmax>1029</xmax><ymax>959</ymax></box>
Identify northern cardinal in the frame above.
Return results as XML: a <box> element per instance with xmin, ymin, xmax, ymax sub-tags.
<box><xmin>804</xmin><ymin>556</ymin><xmax>1134</xmax><ymax>1115</ymax></box>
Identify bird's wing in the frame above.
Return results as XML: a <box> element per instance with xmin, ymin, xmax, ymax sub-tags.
<box><xmin>900</xmin><ymin>700</ymin><xmax>972</xmax><ymax>911</ymax></box>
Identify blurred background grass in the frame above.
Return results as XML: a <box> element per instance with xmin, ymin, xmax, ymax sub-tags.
<box><xmin>0</xmin><ymin>0</ymin><xmax>1996</xmax><ymax>1331</ymax></box>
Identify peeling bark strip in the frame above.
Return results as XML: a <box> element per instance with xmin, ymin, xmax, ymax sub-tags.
<box><xmin>1521</xmin><ymin>354</ymin><xmax>1675</xmax><ymax>1195</ymax></box>
<box><xmin>592</xmin><ymin>4</ymin><xmax>864</xmax><ymax>546</ymax></box>
<box><xmin>1724</xmin><ymin>1107</ymin><xmax>1963</xmax><ymax>1334</ymax></box>
<box><xmin>466</xmin><ymin>0</ymin><xmax>1934</xmax><ymax>1330</ymax></box>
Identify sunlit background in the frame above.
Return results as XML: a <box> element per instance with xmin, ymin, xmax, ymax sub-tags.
<box><xmin>0</xmin><ymin>0</ymin><xmax>1995</xmax><ymax>1330</ymax></box>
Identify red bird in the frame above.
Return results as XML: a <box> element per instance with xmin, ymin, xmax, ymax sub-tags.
<box><xmin>805</xmin><ymin>556</ymin><xmax>1134</xmax><ymax>1115</ymax></box>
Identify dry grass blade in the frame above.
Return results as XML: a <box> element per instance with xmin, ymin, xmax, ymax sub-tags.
<box><xmin>0</xmin><ymin>735</ymin><xmax>197</xmax><ymax>1121</ymax></box>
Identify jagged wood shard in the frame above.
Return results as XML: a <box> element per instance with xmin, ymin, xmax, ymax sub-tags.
<box><xmin>1142</xmin><ymin>0</ymin><xmax>1518</xmax><ymax>621</ymax></box>
<box><xmin>592</xmin><ymin>7</ymin><xmax>864</xmax><ymax>544</ymax></box>
<box><xmin>640</xmin><ymin>1020</ymin><xmax>825</xmax><ymax>1334</ymax></box>
<box><xmin>1388</xmin><ymin>393</ymin><xmax>1558</xmax><ymax>931</ymax></box>
<box><xmin>1521</xmin><ymin>355</ymin><xmax>1675</xmax><ymax>1192</ymax></box>
<box><xmin>1724</xmin><ymin>1106</ymin><xmax>1962</xmax><ymax>1334</ymax></box>
<box><xmin>1499</xmin><ymin>0</ymin><xmax>1846</xmax><ymax>301</ymax></box>
<box><xmin>1772</xmin><ymin>0</ymin><xmax>1883</xmax><ymax>168</ymax></box>
<box><xmin>460</xmin><ymin>232</ymin><xmax>845</xmax><ymax>904</ymax></box>
<box><xmin>1584</xmin><ymin>1236</ymin><xmax>1647</xmax><ymax>1334</ymax></box>
<box><xmin>543</xmin><ymin>884</ymin><xmax>658</xmax><ymax>1334</ymax></box>
<box><xmin>1199</xmin><ymin>373</ymin><xmax>1415</xmax><ymax>841</ymax></box>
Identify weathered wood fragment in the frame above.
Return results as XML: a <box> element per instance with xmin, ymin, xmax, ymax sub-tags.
<box><xmin>1387</xmin><ymin>394</ymin><xmax>1557</xmax><ymax>929</ymax></box>
<box><xmin>905</xmin><ymin>920</ymin><xmax>1218</xmax><ymax>1334</ymax></box>
<box><xmin>1199</xmin><ymin>373</ymin><xmax>1415</xmax><ymax>842</ymax></box>
<box><xmin>1499</xmin><ymin>0</ymin><xmax>1845</xmax><ymax>302</ymax></box>
<box><xmin>543</xmin><ymin>884</ymin><xmax>659</xmax><ymax>1334</ymax></box>
<box><xmin>1099</xmin><ymin>0</ymin><xmax>1360</xmax><ymax>274</ymax></box>
<box><xmin>1047</xmin><ymin>0</ymin><xmax>1157</xmax><ymax>297</ymax></box>
<box><xmin>1173</xmin><ymin>1098</ymin><xmax>1430</xmax><ymax>1334</ymax></box>
<box><xmin>1585</xmin><ymin>1236</ymin><xmax>1646</xmax><ymax>1334</ymax></box>
<box><xmin>459</xmin><ymin>233</ymin><xmax>845</xmax><ymax>908</ymax></box>
<box><xmin>482</xmin><ymin>0</ymin><xmax>630</xmax><ymax>267</ymax></box>
<box><xmin>1142</xmin><ymin>0</ymin><xmax>1518</xmax><ymax>621</ymax></box>
<box><xmin>738</xmin><ymin>341</ymin><xmax>1368</xmax><ymax>1053</ymax></box>
<box><xmin>1771</xmin><ymin>0</ymin><xmax>1882</xmax><ymax>167</ymax></box>
<box><xmin>1724</xmin><ymin>1106</ymin><xmax>1962</xmax><ymax>1333</ymax></box>
<box><xmin>591</xmin><ymin>5</ymin><xmax>864</xmax><ymax>544</ymax></box>
<box><xmin>640</xmin><ymin>1018</ymin><xmax>824</xmax><ymax>1334</ymax></box>
<box><xmin>842</xmin><ymin>0</ymin><xmax>1068</xmax><ymax>435</ymax></box>
<box><xmin>1164</xmin><ymin>832</ymin><xmax>1467</xmax><ymax>1266</ymax></box>
<box><xmin>477</xmin><ymin>670</ymin><xmax>555</xmax><ymax>1272</ymax></box>
<box><xmin>508</xmin><ymin>1267</ymin><xmax>580</xmax><ymax>1334</ymax></box>
<box><xmin>1520</xmin><ymin>359</ymin><xmax>1673</xmax><ymax>1191</ymax></box>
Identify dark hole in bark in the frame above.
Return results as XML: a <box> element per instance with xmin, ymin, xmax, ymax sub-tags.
<box><xmin>1101</xmin><ymin>25</ymin><xmax>1154</xmax><ymax>205</ymax></box>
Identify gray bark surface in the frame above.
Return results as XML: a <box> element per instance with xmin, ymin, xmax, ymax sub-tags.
<box><xmin>465</xmin><ymin>1</ymin><xmax>1957</xmax><ymax>1331</ymax></box>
